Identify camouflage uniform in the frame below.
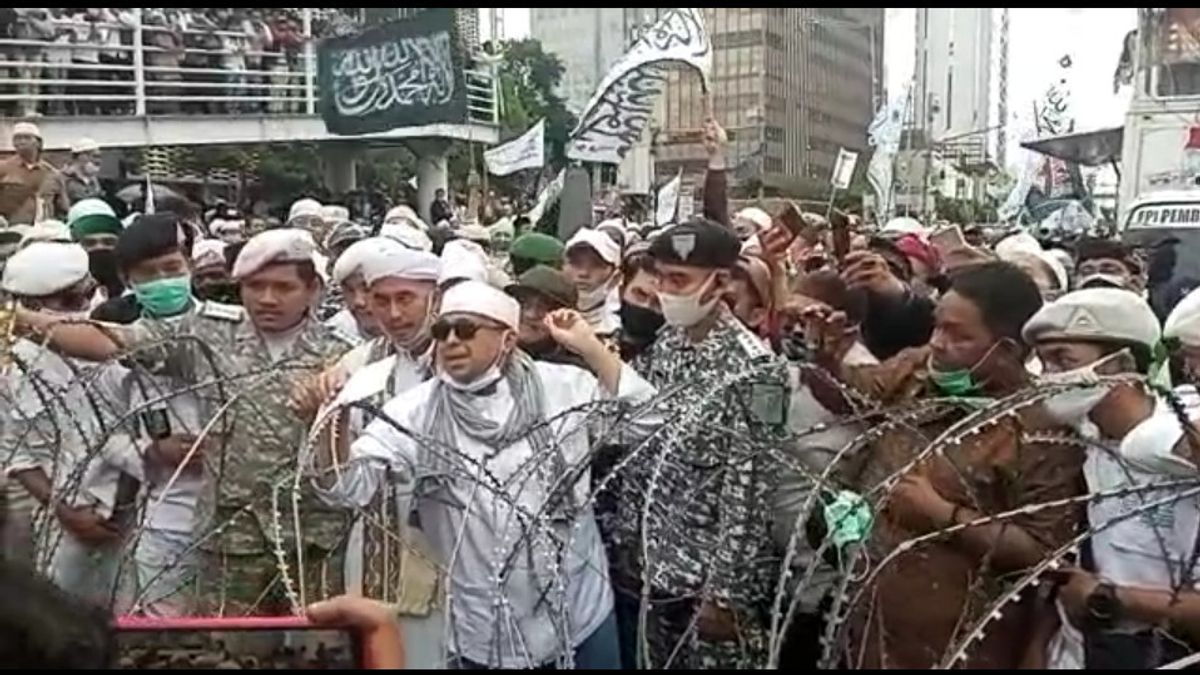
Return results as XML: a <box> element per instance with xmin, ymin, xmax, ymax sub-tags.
<box><xmin>611</xmin><ymin>311</ymin><xmax>791</xmax><ymax>669</ymax></box>
<box><xmin>115</xmin><ymin>301</ymin><xmax>353</xmax><ymax>615</ymax></box>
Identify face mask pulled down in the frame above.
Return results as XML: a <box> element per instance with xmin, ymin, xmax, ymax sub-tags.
<box><xmin>1038</xmin><ymin>351</ymin><xmax>1127</xmax><ymax>427</ymax></box>
<box><xmin>927</xmin><ymin>340</ymin><xmax>1011</xmax><ymax>398</ymax></box>
<box><xmin>657</xmin><ymin>273</ymin><xmax>721</xmax><ymax>328</ymax></box>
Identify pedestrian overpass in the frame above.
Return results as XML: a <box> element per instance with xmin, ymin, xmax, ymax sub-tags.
<box><xmin>0</xmin><ymin>9</ymin><xmax>499</xmax><ymax>217</ymax></box>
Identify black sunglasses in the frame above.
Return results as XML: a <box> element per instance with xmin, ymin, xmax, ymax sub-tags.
<box><xmin>431</xmin><ymin>318</ymin><xmax>489</xmax><ymax>342</ymax></box>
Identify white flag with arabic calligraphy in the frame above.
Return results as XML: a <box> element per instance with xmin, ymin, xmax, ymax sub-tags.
<box><xmin>484</xmin><ymin>119</ymin><xmax>545</xmax><ymax>176</ymax></box>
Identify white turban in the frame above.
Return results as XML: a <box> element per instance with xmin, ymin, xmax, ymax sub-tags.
<box><xmin>287</xmin><ymin>198</ymin><xmax>324</xmax><ymax>224</ymax></box>
<box><xmin>1166</xmin><ymin>286</ymin><xmax>1200</xmax><ymax>348</ymax></box>
<box><xmin>232</xmin><ymin>229</ymin><xmax>319</xmax><ymax>280</ymax></box>
<box><xmin>566</xmin><ymin>227</ymin><xmax>621</xmax><ymax>266</ymax></box>
<box><xmin>361</xmin><ymin>245</ymin><xmax>440</xmax><ymax>287</ymax></box>
<box><xmin>384</xmin><ymin>205</ymin><xmax>422</xmax><ymax>226</ymax></box>
<box><xmin>2</xmin><ymin>241</ymin><xmax>89</xmax><ymax>297</ymax></box>
<box><xmin>320</xmin><ymin>205</ymin><xmax>350</xmax><ymax>224</ymax></box>
<box><xmin>379</xmin><ymin>222</ymin><xmax>433</xmax><ymax>252</ymax></box>
<box><xmin>458</xmin><ymin>223</ymin><xmax>491</xmax><ymax>244</ymax></box>
<box><xmin>733</xmin><ymin>207</ymin><xmax>772</xmax><ymax>234</ymax></box>
<box><xmin>20</xmin><ymin>220</ymin><xmax>71</xmax><ymax>247</ymax></box>
<box><xmin>994</xmin><ymin>232</ymin><xmax>1043</xmax><ymax>260</ymax></box>
<box><xmin>439</xmin><ymin>239</ymin><xmax>489</xmax><ymax>287</ymax></box>
<box><xmin>192</xmin><ymin>238</ymin><xmax>227</xmax><ymax>270</ymax></box>
<box><xmin>439</xmin><ymin>279</ymin><xmax>520</xmax><ymax>331</ymax></box>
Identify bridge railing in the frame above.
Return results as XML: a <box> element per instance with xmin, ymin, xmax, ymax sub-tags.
<box><xmin>0</xmin><ymin>13</ymin><xmax>498</xmax><ymax>125</ymax></box>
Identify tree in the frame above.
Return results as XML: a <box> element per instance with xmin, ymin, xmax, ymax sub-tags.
<box><xmin>494</xmin><ymin>38</ymin><xmax>577</xmax><ymax>167</ymax></box>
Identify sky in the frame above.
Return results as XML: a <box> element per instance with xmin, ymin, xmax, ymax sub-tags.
<box><xmin>488</xmin><ymin>8</ymin><xmax>1137</xmax><ymax>170</ymax></box>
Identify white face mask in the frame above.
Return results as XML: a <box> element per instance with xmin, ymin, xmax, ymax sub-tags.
<box><xmin>437</xmin><ymin>342</ymin><xmax>508</xmax><ymax>394</ymax></box>
<box><xmin>1038</xmin><ymin>350</ymin><xmax>1127</xmax><ymax>426</ymax></box>
<box><xmin>576</xmin><ymin>280</ymin><xmax>611</xmax><ymax>311</ymax></box>
<box><xmin>657</xmin><ymin>273</ymin><xmax>721</xmax><ymax>328</ymax></box>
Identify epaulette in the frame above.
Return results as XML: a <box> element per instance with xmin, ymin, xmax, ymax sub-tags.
<box><xmin>732</xmin><ymin>320</ymin><xmax>774</xmax><ymax>361</ymax></box>
<box><xmin>198</xmin><ymin>301</ymin><xmax>245</xmax><ymax>323</ymax></box>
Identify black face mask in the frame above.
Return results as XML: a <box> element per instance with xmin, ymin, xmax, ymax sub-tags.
<box><xmin>620</xmin><ymin>303</ymin><xmax>665</xmax><ymax>342</ymax></box>
<box><xmin>88</xmin><ymin>249</ymin><xmax>124</xmax><ymax>298</ymax></box>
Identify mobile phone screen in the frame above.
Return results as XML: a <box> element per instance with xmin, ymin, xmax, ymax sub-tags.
<box><xmin>114</xmin><ymin>617</ymin><xmax>363</xmax><ymax>669</ymax></box>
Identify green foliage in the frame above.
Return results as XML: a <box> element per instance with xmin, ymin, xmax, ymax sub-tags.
<box><xmin>495</xmin><ymin>38</ymin><xmax>577</xmax><ymax>167</ymax></box>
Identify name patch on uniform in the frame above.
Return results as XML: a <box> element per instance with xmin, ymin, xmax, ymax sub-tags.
<box><xmin>200</xmin><ymin>302</ymin><xmax>244</xmax><ymax>322</ymax></box>
<box><xmin>749</xmin><ymin>381</ymin><xmax>788</xmax><ymax>426</ymax></box>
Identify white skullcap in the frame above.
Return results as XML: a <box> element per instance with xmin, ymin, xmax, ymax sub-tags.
<box><xmin>439</xmin><ymin>239</ymin><xmax>489</xmax><ymax>286</ymax></box>
<box><xmin>1023</xmin><ymin>287</ymin><xmax>1161</xmax><ymax>351</ymax></box>
<box><xmin>210</xmin><ymin>218</ymin><xmax>245</xmax><ymax>235</ymax></box>
<box><xmin>332</xmin><ymin>238</ymin><xmax>381</xmax><ymax>286</ymax></box>
<box><xmin>287</xmin><ymin>197</ymin><xmax>324</xmax><ymax>224</ymax></box>
<box><xmin>232</xmin><ymin>229</ymin><xmax>318</xmax><ymax>280</ymax></box>
<box><xmin>320</xmin><ymin>205</ymin><xmax>350</xmax><ymax>224</ymax></box>
<box><xmin>11</xmin><ymin>122</ymin><xmax>40</xmax><ymax>139</ymax></box>
<box><xmin>71</xmin><ymin>137</ymin><xmax>100</xmax><ymax>154</ymax></box>
<box><xmin>192</xmin><ymin>239</ymin><xmax>227</xmax><ymax>270</ymax></box>
<box><xmin>459</xmin><ymin>223</ymin><xmax>491</xmax><ymax>243</ymax></box>
<box><xmin>734</xmin><ymin>207</ymin><xmax>772</xmax><ymax>233</ymax></box>
<box><xmin>384</xmin><ymin>205</ymin><xmax>422</xmax><ymax>226</ymax></box>
<box><xmin>379</xmin><ymin>222</ymin><xmax>433</xmax><ymax>252</ymax></box>
<box><xmin>2</xmin><ymin>241</ymin><xmax>88</xmax><ymax>297</ymax></box>
<box><xmin>994</xmin><ymin>232</ymin><xmax>1043</xmax><ymax>260</ymax></box>
<box><xmin>566</xmin><ymin>227</ymin><xmax>621</xmax><ymax>266</ymax></box>
<box><xmin>359</xmin><ymin>241</ymin><xmax>441</xmax><ymax>287</ymax></box>
<box><xmin>21</xmin><ymin>220</ymin><xmax>70</xmax><ymax>246</ymax></box>
<box><xmin>1166</xmin><ymin>286</ymin><xmax>1200</xmax><ymax>348</ymax></box>
<box><xmin>883</xmin><ymin>216</ymin><xmax>927</xmax><ymax>238</ymax></box>
<box><xmin>439</xmin><ymin>279</ymin><xmax>520</xmax><ymax>332</ymax></box>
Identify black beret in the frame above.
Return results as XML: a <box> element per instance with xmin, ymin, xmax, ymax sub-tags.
<box><xmin>648</xmin><ymin>218</ymin><xmax>740</xmax><ymax>269</ymax></box>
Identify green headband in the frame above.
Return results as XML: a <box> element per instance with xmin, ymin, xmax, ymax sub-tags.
<box><xmin>70</xmin><ymin>214</ymin><xmax>122</xmax><ymax>240</ymax></box>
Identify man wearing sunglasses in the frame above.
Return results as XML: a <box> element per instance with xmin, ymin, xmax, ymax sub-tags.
<box><xmin>313</xmin><ymin>279</ymin><xmax>661</xmax><ymax>669</ymax></box>
<box><xmin>1</xmin><ymin>241</ymin><xmax>139</xmax><ymax>607</ymax></box>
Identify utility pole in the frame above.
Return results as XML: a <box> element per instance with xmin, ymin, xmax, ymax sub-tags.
<box><xmin>996</xmin><ymin>8</ymin><xmax>1010</xmax><ymax>168</ymax></box>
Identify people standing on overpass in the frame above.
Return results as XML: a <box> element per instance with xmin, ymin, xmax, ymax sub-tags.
<box><xmin>0</xmin><ymin>123</ymin><xmax>67</xmax><ymax>225</ymax></box>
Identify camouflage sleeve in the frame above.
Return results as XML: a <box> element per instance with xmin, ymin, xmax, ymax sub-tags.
<box><xmin>709</xmin><ymin>361</ymin><xmax>791</xmax><ymax>609</ymax></box>
<box><xmin>103</xmin><ymin>318</ymin><xmax>197</xmax><ymax>380</ymax></box>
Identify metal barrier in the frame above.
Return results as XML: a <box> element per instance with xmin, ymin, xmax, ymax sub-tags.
<box><xmin>0</xmin><ymin>12</ymin><xmax>498</xmax><ymax>126</ymax></box>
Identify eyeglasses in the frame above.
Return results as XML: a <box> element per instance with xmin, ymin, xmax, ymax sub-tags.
<box><xmin>431</xmin><ymin>318</ymin><xmax>487</xmax><ymax>342</ymax></box>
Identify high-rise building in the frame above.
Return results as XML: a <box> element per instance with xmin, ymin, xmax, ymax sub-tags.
<box><xmin>913</xmin><ymin>9</ymin><xmax>992</xmax><ymax>150</ymax></box>
<box><xmin>359</xmin><ymin>8</ymin><xmax>481</xmax><ymax>49</ymax></box>
<box><xmin>652</xmin><ymin>8</ymin><xmax>883</xmax><ymax>191</ymax></box>
<box><xmin>530</xmin><ymin>9</ymin><xmax>669</xmax><ymax>114</ymax></box>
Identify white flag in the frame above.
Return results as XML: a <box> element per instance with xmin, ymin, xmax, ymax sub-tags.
<box><xmin>407</xmin><ymin>175</ymin><xmax>418</xmax><ymax>190</ymax></box>
<box><xmin>526</xmin><ymin>168</ymin><xmax>565</xmax><ymax>226</ymax></box>
<box><xmin>655</xmin><ymin>171</ymin><xmax>683</xmax><ymax>226</ymax></box>
<box><xmin>831</xmin><ymin>148</ymin><xmax>859</xmax><ymax>190</ymax></box>
<box><xmin>484</xmin><ymin>119</ymin><xmax>545</xmax><ymax>176</ymax></box>
<box><xmin>568</xmin><ymin>8</ymin><xmax>712</xmax><ymax>164</ymax></box>
<box><xmin>144</xmin><ymin>175</ymin><xmax>156</xmax><ymax>215</ymax></box>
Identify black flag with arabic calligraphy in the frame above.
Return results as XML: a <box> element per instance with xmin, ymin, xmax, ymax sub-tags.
<box><xmin>317</xmin><ymin>8</ymin><xmax>469</xmax><ymax>136</ymax></box>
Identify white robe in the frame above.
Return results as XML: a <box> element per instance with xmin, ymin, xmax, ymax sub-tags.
<box><xmin>316</xmin><ymin>361</ymin><xmax>659</xmax><ymax>667</ymax></box>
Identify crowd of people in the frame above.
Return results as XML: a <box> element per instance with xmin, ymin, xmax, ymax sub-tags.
<box><xmin>0</xmin><ymin>7</ymin><xmax>360</xmax><ymax>118</ymax></box>
<box><xmin>1</xmin><ymin>113</ymin><xmax>1200</xmax><ymax>671</ymax></box>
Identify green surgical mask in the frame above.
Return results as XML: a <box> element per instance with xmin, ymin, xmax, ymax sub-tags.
<box><xmin>134</xmin><ymin>274</ymin><xmax>193</xmax><ymax>318</ymax></box>
<box><xmin>927</xmin><ymin>340</ymin><xmax>1008</xmax><ymax>398</ymax></box>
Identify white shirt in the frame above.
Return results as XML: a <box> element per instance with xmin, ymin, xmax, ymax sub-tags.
<box><xmin>1</xmin><ymin>339</ymin><xmax>140</xmax><ymax>517</ymax></box>
<box><xmin>316</xmin><ymin>360</ymin><xmax>660</xmax><ymax>667</ymax></box>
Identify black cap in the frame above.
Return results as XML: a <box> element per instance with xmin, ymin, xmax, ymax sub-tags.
<box><xmin>505</xmin><ymin>265</ymin><xmax>578</xmax><ymax>309</ymax></box>
<box><xmin>648</xmin><ymin>218</ymin><xmax>740</xmax><ymax>269</ymax></box>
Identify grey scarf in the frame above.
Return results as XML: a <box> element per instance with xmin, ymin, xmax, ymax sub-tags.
<box><xmin>421</xmin><ymin>351</ymin><xmax>570</xmax><ymax>515</ymax></box>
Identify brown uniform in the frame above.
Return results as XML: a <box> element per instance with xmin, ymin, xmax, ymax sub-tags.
<box><xmin>831</xmin><ymin>347</ymin><xmax>1084</xmax><ymax>669</ymax></box>
<box><xmin>0</xmin><ymin>155</ymin><xmax>66</xmax><ymax>224</ymax></box>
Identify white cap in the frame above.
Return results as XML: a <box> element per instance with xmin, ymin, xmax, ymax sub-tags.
<box><xmin>355</xmin><ymin>238</ymin><xmax>441</xmax><ymax>287</ymax></box>
<box><xmin>733</xmin><ymin>207</ymin><xmax>772</xmax><ymax>233</ymax></box>
<box><xmin>2</xmin><ymin>241</ymin><xmax>89</xmax><ymax>297</ymax></box>
<box><xmin>994</xmin><ymin>232</ymin><xmax>1043</xmax><ymax>260</ymax></box>
<box><xmin>320</xmin><ymin>204</ymin><xmax>350</xmax><ymax>224</ymax></box>
<box><xmin>459</xmin><ymin>223</ymin><xmax>491</xmax><ymax>243</ymax></box>
<box><xmin>192</xmin><ymin>238</ymin><xmax>227</xmax><ymax>270</ymax></box>
<box><xmin>232</xmin><ymin>229</ymin><xmax>319</xmax><ymax>280</ymax></box>
<box><xmin>882</xmin><ymin>216</ymin><xmax>927</xmax><ymax>238</ymax></box>
<box><xmin>1166</xmin><ymin>286</ymin><xmax>1200</xmax><ymax>348</ymax></box>
<box><xmin>439</xmin><ymin>279</ymin><xmax>520</xmax><ymax>332</ymax></box>
<box><xmin>21</xmin><ymin>220</ymin><xmax>71</xmax><ymax>246</ymax></box>
<box><xmin>439</xmin><ymin>239</ymin><xmax>489</xmax><ymax>286</ymax></box>
<box><xmin>287</xmin><ymin>197</ymin><xmax>324</xmax><ymax>224</ymax></box>
<box><xmin>1023</xmin><ymin>287</ymin><xmax>1161</xmax><ymax>351</ymax></box>
<box><xmin>384</xmin><ymin>205</ymin><xmax>424</xmax><ymax>228</ymax></box>
<box><xmin>379</xmin><ymin>222</ymin><xmax>433</xmax><ymax>252</ymax></box>
<box><xmin>566</xmin><ymin>228</ymin><xmax>621</xmax><ymax>266</ymax></box>
<box><xmin>71</xmin><ymin>137</ymin><xmax>100</xmax><ymax>154</ymax></box>
<box><xmin>11</xmin><ymin>122</ymin><xmax>40</xmax><ymax>140</ymax></box>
